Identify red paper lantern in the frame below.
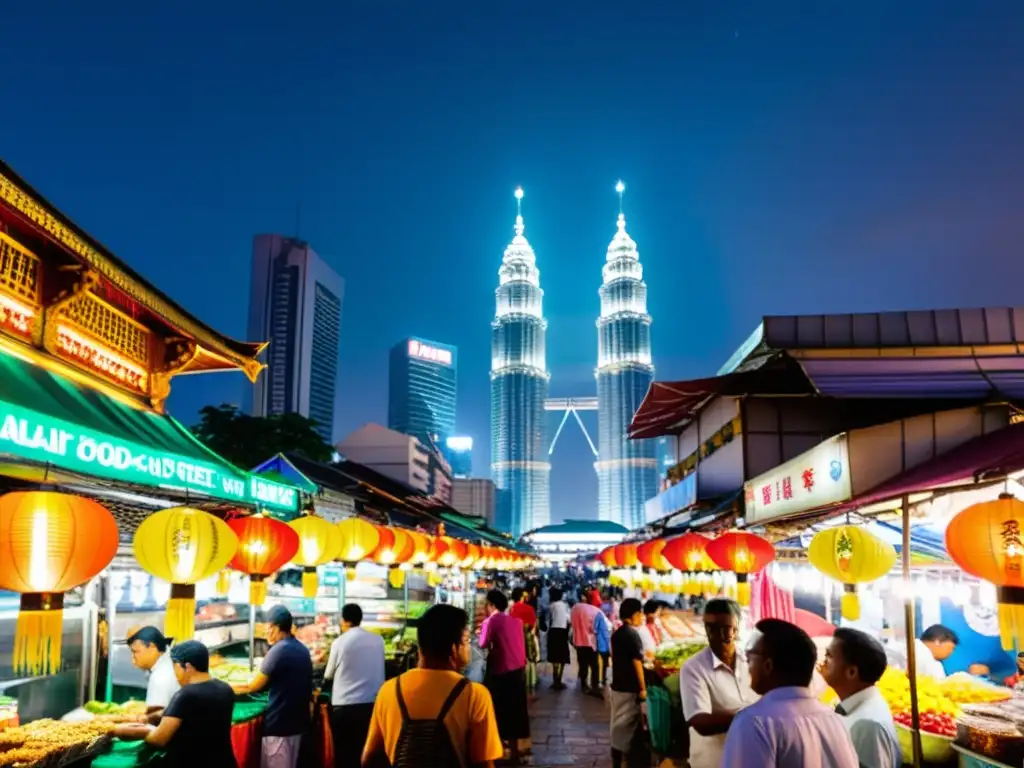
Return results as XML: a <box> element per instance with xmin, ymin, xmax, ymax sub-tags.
<box><xmin>705</xmin><ymin>531</ymin><xmax>775</xmax><ymax>605</ymax></box>
<box><xmin>227</xmin><ymin>516</ymin><xmax>299</xmax><ymax>605</ymax></box>
<box><xmin>597</xmin><ymin>546</ymin><xmax>618</xmax><ymax>568</ymax></box>
<box><xmin>430</xmin><ymin>536</ymin><xmax>451</xmax><ymax>566</ymax></box>
<box><xmin>662</xmin><ymin>533</ymin><xmax>715</xmax><ymax>572</ymax></box>
<box><xmin>448</xmin><ymin>539</ymin><xmax>470</xmax><ymax>568</ymax></box>
<box><xmin>0</xmin><ymin>491</ymin><xmax>119</xmax><ymax>675</ymax></box>
<box><xmin>636</xmin><ymin>539</ymin><xmax>672</xmax><ymax>572</ymax></box>
<box><xmin>614</xmin><ymin>543</ymin><xmax>639</xmax><ymax>568</ymax></box>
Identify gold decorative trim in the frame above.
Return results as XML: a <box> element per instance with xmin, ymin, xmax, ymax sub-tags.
<box><xmin>0</xmin><ymin>169</ymin><xmax>263</xmax><ymax>370</ymax></box>
<box><xmin>150</xmin><ymin>339</ymin><xmax>198</xmax><ymax>412</ymax></box>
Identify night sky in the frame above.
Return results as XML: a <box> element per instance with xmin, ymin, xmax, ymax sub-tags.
<box><xmin>3</xmin><ymin>3</ymin><xmax>1024</xmax><ymax>525</ymax></box>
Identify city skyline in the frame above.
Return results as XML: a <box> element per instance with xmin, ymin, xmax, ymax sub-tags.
<box><xmin>7</xmin><ymin>3</ymin><xmax>1024</xmax><ymax>526</ymax></box>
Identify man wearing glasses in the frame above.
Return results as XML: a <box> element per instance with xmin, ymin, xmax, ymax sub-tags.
<box><xmin>679</xmin><ymin>599</ymin><xmax>758</xmax><ymax>768</ymax></box>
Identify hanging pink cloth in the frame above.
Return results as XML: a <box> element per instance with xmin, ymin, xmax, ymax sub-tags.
<box><xmin>750</xmin><ymin>569</ymin><xmax>796</xmax><ymax>625</ymax></box>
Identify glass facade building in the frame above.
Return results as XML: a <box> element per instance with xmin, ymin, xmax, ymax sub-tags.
<box><xmin>491</xmin><ymin>194</ymin><xmax>550</xmax><ymax>537</ymax></box>
<box><xmin>247</xmin><ymin>235</ymin><xmax>344</xmax><ymax>442</ymax></box>
<box><xmin>445</xmin><ymin>435</ymin><xmax>473</xmax><ymax>478</ymax></box>
<box><xmin>387</xmin><ymin>337</ymin><xmax>457</xmax><ymax>446</ymax></box>
<box><xmin>596</xmin><ymin>212</ymin><xmax>658</xmax><ymax>529</ymax></box>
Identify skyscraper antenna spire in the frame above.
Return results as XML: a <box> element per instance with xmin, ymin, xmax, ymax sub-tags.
<box><xmin>615</xmin><ymin>180</ymin><xmax>626</xmax><ymax>216</ymax></box>
<box><xmin>514</xmin><ymin>186</ymin><xmax>525</xmax><ymax>236</ymax></box>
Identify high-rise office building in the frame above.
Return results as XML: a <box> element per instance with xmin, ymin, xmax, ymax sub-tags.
<box><xmin>388</xmin><ymin>337</ymin><xmax>457</xmax><ymax>446</ymax></box>
<box><xmin>247</xmin><ymin>235</ymin><xmax>343</xmax><ymax>442</ymax></box>
<box><xmin>596</xmin><ymin>183</ymin><xmax>658</xmax><ymax>529</ymax></box>
<box><xmin>490</xmin><ymin>188</ymin><xmax>550</xmax><ymax>537</ymax></box>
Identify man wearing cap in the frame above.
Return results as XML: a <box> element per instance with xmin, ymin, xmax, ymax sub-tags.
<box><xmin>126</xmin><ymin>626</ymin><xmax>180</xmax><ymax>716</ymax></box>
<box><xmin>233</xmin><ymin>605</ymin><xmax>313</xmax><ymax>768</ymax></box>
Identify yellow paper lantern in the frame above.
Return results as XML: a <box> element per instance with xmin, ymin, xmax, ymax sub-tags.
<box><xmin>336</xmin><ymin>518</ymin><xmax>381</xmax><ymax>564</ymax></box>
<box><xmin>388</xmin><ymin>568</ymin><xmax>406</xmax><ymax>589</ymax></box>
<box><xmin>134</xmin><ymin>507</ymin><xmax>238</xmax><ymax>641</ymax></box>
<box><xmin>808</xmin><ymin>525</ymin><xmax>896</xmax><ymax>620</ymax></box>
<box><xmin>289</xmin><ymin>515</ymin><xmax>343</xmax><ymax>597</ymax></box>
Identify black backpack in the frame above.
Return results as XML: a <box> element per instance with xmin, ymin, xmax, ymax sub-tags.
<box><xmin>392</xmin><ymin>676</ymin><xmax>470</xmax><ymax>768</ymax></box>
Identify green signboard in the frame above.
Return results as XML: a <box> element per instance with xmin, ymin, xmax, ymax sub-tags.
<box><xmin>0</xmin><ymin>398</ymin><xmax>299</xmax><ymax>513</ymax></box>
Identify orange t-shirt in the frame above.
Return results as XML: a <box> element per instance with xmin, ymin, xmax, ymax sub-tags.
<box><xmin>368</xmin><ymin>669</ymin><xmax>503</xmax><ymax>767</ymax></box>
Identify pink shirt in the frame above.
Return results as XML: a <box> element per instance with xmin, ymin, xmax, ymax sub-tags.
<box><xmin>570</xmin><ymin>602</ymin><xmax>601</xmax><ymax>649</ymax></box>
<box><xmin>478</xmin><ymin>611</ymin><xmax>526</xmax><ymax>675</ymax></box>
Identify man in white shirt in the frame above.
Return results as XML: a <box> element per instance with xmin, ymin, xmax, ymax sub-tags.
<box><xmin>917</xmin><ymin>625</ymin><xmax>958</xmax><ymax>680</ymax></box>
<box><xmin>722</xmin><ymin>619</ymin><xmax>858</xmax><ymax>768</ymax></box>
<box><xmin>680</xmin><ymin>598</ymin><xmax>758</xmax><ymax>768</ymax></box>
<box><xmin>126</xmin><ymin>626</ymin><xmax>180</xmax><ymax>716</ymax></box>
<box><xmin>824</xmin><ymin>628</ymin><xmax>901</xmax><ymax>768</ymax></box>
<box><xmin>323</xmin><ymin>604</ymin><xmax>385</xmax><ymax>768</ymax></box>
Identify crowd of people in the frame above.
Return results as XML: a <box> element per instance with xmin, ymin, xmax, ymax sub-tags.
<box><xmin>108</xmin><ymin>578</ymin><xmax>953</xmax><ymax>768</ymax></box>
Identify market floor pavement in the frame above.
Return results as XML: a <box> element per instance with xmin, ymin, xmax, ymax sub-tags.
<box><xmin>521</xmin><ymin>660</ymin><xmax>686</xmax><ymax>768</ymax></box>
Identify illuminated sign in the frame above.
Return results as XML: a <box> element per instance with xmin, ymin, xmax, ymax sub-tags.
<box><xmin>56</xmin><ymin>325</ymin><xmax>148</xmax><ymax>392</ymax></box>
<box><xmin>446</xmin><ymin>436</ymin><xmax>473</xmax><ymax>451</ymax></box>
<box><xmin>408</xmin><ymin>339</ymin><xmax>453</xmax><ymax>366</ymax></box>
<box><xmin>0</xmin><ymin>294</ymin><xmax>34</xmax><ymax>338</ymax></box>
<box><xmin>0</xmin><ymin>399</ymin><xmax>299</xmax><ymax>512</ymax></box>
<box><xmin>744</xmin><ymin>434</ymin><xmax>851</xmax><ymax>525</ymax></box>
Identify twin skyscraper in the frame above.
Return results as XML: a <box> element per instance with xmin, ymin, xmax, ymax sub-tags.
<box><xmin>491</xmin><ymin>184</ymin><xmax>658</xmax><ymax>538</ymax></box>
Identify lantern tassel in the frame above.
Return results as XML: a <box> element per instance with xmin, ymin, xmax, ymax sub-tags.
<box><xmin>736</xmin><ymin>574</ymin><xmax>751</xmax><ymax>606</ymax></box>
<box><xmin>250</xmin><ymin>576</ymin><xmax>267</xmax><ymax>606</ymax></box>
<box><xmin>997</xmin><ymin>587</ymin><xmax>1024</xmax><ymax>651</ymax></box>
<box><xmin>302</xmin><ymin>567</ymin><xmax>318</xmax><ymax>599</ymax></box>
<box><xmin>216</xmin><ymin>570</ymin><xmax>231</xmax><ymax>596</ymax></box>
<box><xmin>841</xmin><ymin>584</ymin><xmax>860</xmax><ymax>621</ymax></box>
<box><xmin>14</xmin><ymin>594</ymin><xmax>63</xmax><ymax>676</ymax></box>
<box><xmin>166</xmin><ymin>585</ymin><xmax>196</xmax><ymax>642</ymax></box>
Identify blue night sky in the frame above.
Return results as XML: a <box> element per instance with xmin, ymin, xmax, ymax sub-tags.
<box><xmin>3</xmin><ymin>3</ymin><xmax>1024</xmax><ymax>525</ymax></box>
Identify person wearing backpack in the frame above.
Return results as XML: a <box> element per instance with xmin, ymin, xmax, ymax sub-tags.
<box><xmin>362</xmin><ymin>604</ymin><xmax>503</xmax><ymax>768</ymax></box>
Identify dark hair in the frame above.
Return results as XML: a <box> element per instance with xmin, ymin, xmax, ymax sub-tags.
<box><xmin>341</xmin><ymin>603</ymin><xmax>363</xmax><ymax>626</ymax></box>
<box><xmin>487</xmin><ymin>589</ymin><xmax>509</xmax><ymax>612</ymax></box>
<box><xmin>921</xmin><ymin>625</ymin><xmax>959</xmax><ymax>645</ymax></box>
<box><xmin>511</xmin><ymin>587</ymin><xmax>526</xmax><ymax>602</ymax></box>
<box><xmin>620</xmin><ymin>598</ymin><xmax>643</xmax><ymax>621</ymax></box>
<box><xmin>833</xmin><ymin>628</ymin><xmax>887</xmax><ymax>685</ymax></box>
<box><xmin>418</xmin><ymin>604</ymin><xmax>469</xmax><ymax>660</ymax></box>
<box><xmin>127</xmin><ymin>626</ymin><xmax>171</xmax><ymax>653</ymax></box>
<box><xmin>704</xmin><ymin>598</ymin><xmax>742</xmax><ymax>620</ymax></box>
<box><xmin>549</xmin><ymin>587</ymin><xmax>563</xmax><ymax>602</ymax></box>
<box><xmin>266</xmin><ymin>605</ymin><xmax>294</xmax><ymax>633</ymax></box>
<box><xmin>643</xmin><ymin>599</ymin><xmax>661</xmax><ymax>615</ymax></box>
<box><xmin>755</xmin><ymin>619</ymin><xmax>817</xmax><ymax>687</ymax></box>
<box><xmin>170</xmin><ymin>640</ymin><xmax>210</xmax><ymax>673</ymax></box>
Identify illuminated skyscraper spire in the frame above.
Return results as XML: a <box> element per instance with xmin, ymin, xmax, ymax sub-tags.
<box><xmin>596</xmin><ymin>179</ymin><xmax>658</xmax><ymax>529</ymax></box>
<box><xmin>490</xmin><ymin>187</ymin><xmax>550</xmax><ymax>536</ymax></box>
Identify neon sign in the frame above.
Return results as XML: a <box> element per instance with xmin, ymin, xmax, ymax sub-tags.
<box><xmin>56</xmin><ymin>325</ymin><xmax>148</xmax><ymax>392</ymax></box>
<box><xmin>0</xmin><ymin>294</ymin><xmax>34</xmax><ymax>338</ymax></box>
<box><xmin>408</xmin><ymin>339</ymin><xmax>453</xmax><ymax>366</ymax></box>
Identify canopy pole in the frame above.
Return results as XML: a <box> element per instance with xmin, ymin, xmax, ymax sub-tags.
<box><xmin>902</xmin><ymin>494</ymin><xmax>922</xmax><ymax>768</ymax></box>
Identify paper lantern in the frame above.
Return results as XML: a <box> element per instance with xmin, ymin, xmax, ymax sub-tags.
<box><xmin>407</xmin><ymin>531</ymin><xmax>431</xmax><ymax>565</ymax></box>
<box><xmin>946</xmin><ymin>493</ymin><xmax>1024</xmax><ymax>649</ymax></box>
<box><xmin>0</xmin><ymin>491</ymin><xmax>119</xmax><ymax>674</ymax></box>
<box><xmin>705</xmin><ymin>532</ymin><xmax>775</xmax><ymax>605</ymax></box>
<box><xmin>614</xmin><ymin>543</ymin><xmax>638</xmax><ymax>568</ymax></box>
<box><xmin>461</xmin><ymin>543</ymin><xmax>480</xmax><ymax>569</ymax></box>
<box><xmin>227</xmin><ymin>516</ymin><xmax>299</xmax><ymax>606</ymax></box>
<box><xmin>368</xmin><ymin>526</ymin><xmax>397</xmax><ymax>564</ymax></box>
<box><xmin>134</xmin><ymin>507</ymin><xmax>238</xmax><ymax>640</ymax></box>
<box><xmin>442</xmin><ymin>538</ymin><xmax>467</xmax><ymax>568</ymax></box>
<box><xmin>662</xmin><ymin>533</ymin><xmax>715</xmax><ymax>572</ymax></box>
<box><xmin>636</xmin><ymin>539</ymin><xmax>672</xmax><ymax>572</ymax></box>
<box><xmin>289</xmin><ymin>515</ymin><xmax>343</xmax><ymax>597</ymax></box>
<box><xmin>429</xmin><ymin>536</ymin><xmax>450</xmax><ymax>566</ymax></box>
<box><xmin>808</xmin><ymin>525</ymin><xmax>896</xmax><ymax>620</ymax></box>
<box><xmin>390</xmin><ymin>528</ymin><xmax>415</xmax><ymax>564</ymax></box>
<box><xmin>598</xmin><ymin>546</ymin><xmax>618</xmax><ymax>568</ymax></box>
<box><xmin>389</xmin><ymin>568</ymin><xmax>406</xmax><ymax>589</ymax></box>
<box><xmin>337</xmin><ymin>518</ymin><xmax>380</xmax><ymax>564</ymax></box>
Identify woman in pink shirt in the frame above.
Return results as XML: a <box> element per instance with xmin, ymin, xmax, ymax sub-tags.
<box><xmin>479</xmin><ymin>589</ymin><xmax>530</xmax><ymax>764</ymax></box>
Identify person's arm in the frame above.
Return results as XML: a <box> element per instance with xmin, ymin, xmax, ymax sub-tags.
<box><xmin>632</xmin><ymin>659</ymin><xmax>647</xmax><ymax>699</ymax></box>
<box><xmin>144</xmin><ymin>716</ymin><xmax>183</xmax><ymax>748</ymax></box>
<box><xmin>232</xmin><ymin>670</ymin><xmax>269</xmax><ymax>695</ymax></box>
<box><xmin>362</xmin><ymin>699</ymin><xmax>386</xmax><ymax>768</ymax></box>
<box><xmin>323</xmin><ymin>637</ymin><xmax>341</xmax><ymax>682</ymax></box>
<box><xmin>720</xmin><ymin>714</ymin><xmax>772</xmax><ymax>767</ymax></box>
<box><xmin>680</xmin><ymin>662</ymin><xmax>734</xmax><ymax>736</ymax></box>
<box><xmin>467</xmin><ymin>685</ymin><xmax>504</xmax><ymax>768</ymax></box>
<box><xmin>849</xmin><ymin>719</ymin><xmax>894</xmax><ymax>768</ymax></box>
<box><xmin>478</xmin><ymin>616</ymin><xmax>491</xmax><ymax>649</ymax></box>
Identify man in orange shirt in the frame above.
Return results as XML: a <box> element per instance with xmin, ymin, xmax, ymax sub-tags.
<box><xmin>362</xmin><ymin>604</ymin><xmax>503</xmax><ymax>768</ymax></box>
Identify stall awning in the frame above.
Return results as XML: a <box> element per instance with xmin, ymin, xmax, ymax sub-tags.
<box><xmin>628</xmin><ymin>357</ymin><xmax>813</xmax><ymax>439</ymax></box>
<box><xmin>0</xmin><ymin>347</ymin><xmax>298</xmax><ymax>513</ymax></box>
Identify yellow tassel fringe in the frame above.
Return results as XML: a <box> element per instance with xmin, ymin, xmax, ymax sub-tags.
<box><xmin>302</xmin><ymin>570</ymin><xmax>318</xmax><ymax>599</ymax></box>
<box><xmin>165</xmin><ymin>597</ymin><xmax>197</xmax><ymax>642</ymax></box>
<box><xmin>250</xmin><ymin>578</ymin><xmax>267</xmax><ymax>606</ymax></box>
<box><xmin>14</xmin><ymin>609</ymin><xmax>63</xmax><ymax>676</ymax></box>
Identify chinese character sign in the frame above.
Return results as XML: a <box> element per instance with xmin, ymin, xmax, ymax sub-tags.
<box><xmin>743</xmin><ymin>435</ymin><xmax>852</xmax><ymax>524</ymax></box>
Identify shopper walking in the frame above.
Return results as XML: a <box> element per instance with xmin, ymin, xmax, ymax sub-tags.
<box><xmin>546</xmin><ymin>587</ymin><xmax>571</xmax><ymax>689</ymax></box>
<box><xmin>479</xmin><ymin>589</ymin><xmax>530</xmax><ymax>764</ymax></box>
<box><xmin>323</xmin><ymin>604</ymin><xmax>386</xmax><ymax>768</ymax></box>
<box><xmin>362</xmin><ymin>604</ymin><xmax>502</xmax><ymax>768</ymax></box>
<box><xmin>609</xmin><ymin>598</ymin><xmax>648</xmax><ymax>768</ymax></box>
<box><xmin>509</xmin><ymin>587</ymin><xmax>539</xmax><ymax>694</ymax></box>
<box><xmin>570</xmin><ymin>598</ymin><xmax>601</xmax><ymax>694</ymax></box>
<box><xmin>233</xmin><ymin>605</ymin><xmax>314</xmax><ymax>768</ymax></box>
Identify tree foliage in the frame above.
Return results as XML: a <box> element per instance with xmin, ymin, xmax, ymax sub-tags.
<box><xmin>191</xmin><ymin>404</ymin><xmax>334</xmax><ymax>469</ymax></box>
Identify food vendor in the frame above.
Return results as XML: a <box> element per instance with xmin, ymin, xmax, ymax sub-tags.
<box><xmin>823</xmin><ymin>628</ymin><xmax>901</xmax><ymax>768</ymax></box>
<box><xmin>115</xmin><ymin>640</ymin><xmax>236</xmax><ymax>768</ymax></box>
<box><xmin>126</xmin><ymin>626</ymin><xmax>180</xmax><ymax>716</ymax></box>
<box><xmin>916</xmin><ymin>624</ymin><xmax>959</xmax><ymax>680</ymax></box>
<box><xmin>637</xmin><ymin>600</ymin><xmax>664</xmax><ymax>657</ymax></box>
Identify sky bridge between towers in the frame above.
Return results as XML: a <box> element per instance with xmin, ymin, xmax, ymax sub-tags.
<box><xmin>545</xmin><ymin>397</ymin><xmax>598</xmax><ymax>458</ymax></box>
